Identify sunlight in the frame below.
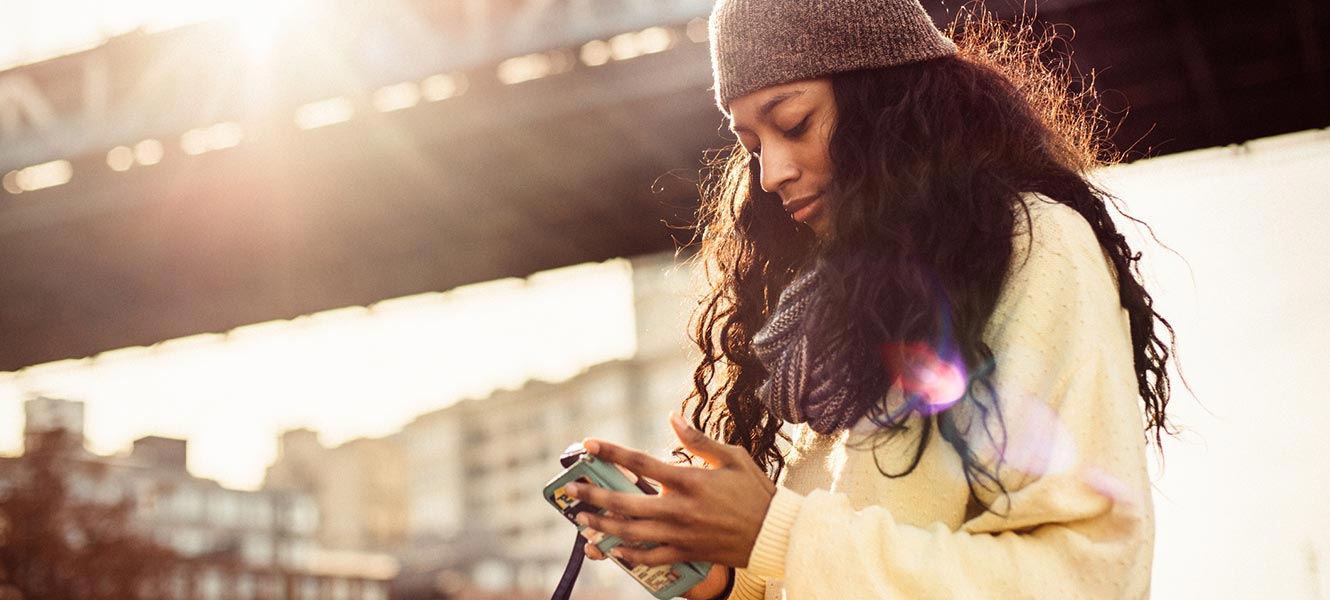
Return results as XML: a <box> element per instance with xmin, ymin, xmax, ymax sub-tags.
<box><xmin>0</xmin><ymin>0</ymin><xmax>315</xmax><ymax>71</ymax></box>
<box><xmin>0</xmin><ymin>259</ymin><xmax>639</xmax><ymax>490</ymax></box>
<box><xmin>217</xmin><ymin>0</ymin><xmax>310</xmax><ymax>62</ymax></box>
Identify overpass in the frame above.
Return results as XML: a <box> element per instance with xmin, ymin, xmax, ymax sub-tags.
<box><xmin>1</xmin><ymin>0</ymin><xmax>1326</xmax><ymax>370</ymax></box>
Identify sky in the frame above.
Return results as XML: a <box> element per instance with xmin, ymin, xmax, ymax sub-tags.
<box><xmin>0</xmin><ymin>0</ymin><xmax>316</xmax><ymax>70</ymax></box>
<box><xmin>0</xmin><ymin>259</ymin><xmax>637</xmax><ymax>491</ymax></box>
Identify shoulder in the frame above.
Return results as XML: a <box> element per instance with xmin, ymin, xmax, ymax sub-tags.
<box><xmin>967</xmin><ymin>195</ymin><xmax>1143</xmax><ymax>502</ymax></box>
<box><xmin>1005</xmin><ymin>193</ymin><xmax>1116</xmax><ymax>290</ymax></box>
<box><xmin>986</xmin><ymin>192</ymin><xmax>1124</xmax><ymax>341</ymax></box>
<box><xmin>1010</xmin><ymin>193</ymin><xmax>1103</xmax><ymax>267</ymax></box>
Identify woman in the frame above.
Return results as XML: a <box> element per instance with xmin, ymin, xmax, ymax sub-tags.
<box><xmin>562</xmin><ymin>1</ymin><xmax>1175</xmax><ymax>598</ymax></box>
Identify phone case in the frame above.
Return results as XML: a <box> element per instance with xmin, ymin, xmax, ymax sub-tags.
<box><xmin>542</xmin><ymin>453</ymin><xmax>712</xmax><ymax>599</ymax></box>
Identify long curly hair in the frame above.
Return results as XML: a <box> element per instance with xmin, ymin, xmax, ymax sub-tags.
<box><xmin>681</xmin><ymin>9</ymin><xmax>1176</xmax><ymax>512</ymax></box>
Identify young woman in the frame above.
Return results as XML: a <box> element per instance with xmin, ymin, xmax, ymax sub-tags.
<box><xmin>562</xmin><ymin>1</ymin><xmax>1175</xmax><ymax>598</ymax></box>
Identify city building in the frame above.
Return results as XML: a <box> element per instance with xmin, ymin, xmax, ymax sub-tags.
<box><xmin>3</xmin><ymin>396</ymin><xmax>398</xmax><ymax>600</ymax></box>
<box><xmin>265</xmin><ymin>430</ymin><xmax>409</xmax><ymax>553</ymax></box>
<box><xmin>264</xmin><ymin>252</ymin><xmax>704</xmax><ymax>598</ymax></box>
<box><xmin>395</xmin><ymin>252</ymin><xmax>703</xmax><ymax>598</ymax></box>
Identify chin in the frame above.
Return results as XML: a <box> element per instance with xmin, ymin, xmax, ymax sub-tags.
<box><xmin>808</xmin><ymin>216</ymin><xmax>833</xmax><ymax>238</ymax></box>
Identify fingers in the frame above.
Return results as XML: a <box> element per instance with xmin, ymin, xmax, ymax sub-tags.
<box><xmin>610</xmin><ymin>462</ymin><xmax>640</xmax><ymax>484</ymax></box>
<box><xmin>576</xmin><ymin>511</ymin><xmax>677</xmax><ymax>546</ymax></box>
<box><xmin>586</xmin><ymin>529</ymin><xmax>688</xmax><ymax>569</ymax></box>
<box><xmin>564</xmin><ymin>482</ymin><xmax>670</xmax><ymax>519</ymax></box>
<box><xmin>669</xmin><ymin>412</ymin><xmax>742</xmax><ymax>468</ymax></box>
<box><xmin>581</xmin><ymin>438</ymin><xmax>688</xmax><ymax>487</ymax></box>
<box><xmin>583</xmin><ymin>539</ymin><xmax>607</xmax><ymax>560</ymax></box>
<box><xmin>610</xmin><ymin>543</ymin><xmax>689</xmax><ymax>568</ymax></box>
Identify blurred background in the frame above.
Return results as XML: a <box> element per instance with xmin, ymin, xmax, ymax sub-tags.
<box><xmin>0</xmin><ymin>0</ymin><xmax>1327</xmax><ymax>598</ymax></box>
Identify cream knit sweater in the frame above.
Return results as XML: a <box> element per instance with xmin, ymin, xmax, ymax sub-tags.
<box><xmin>727</xmin><ymin>195</ymin><xmax>1154</xmax><ymax>600</ymax></box>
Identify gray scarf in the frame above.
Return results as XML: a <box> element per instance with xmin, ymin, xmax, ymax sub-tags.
<box><xmin>752</xmin><ymin>265</ymin><xmax>863</xmax><ymax>434</ymax></box>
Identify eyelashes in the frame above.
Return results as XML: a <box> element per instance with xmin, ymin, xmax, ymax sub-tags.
<box><xmin>747</xmin><ymin>115</ymin><xmax>812</xmax><ymax>159</ymax></box>
<box><xmin>784</xmin><ymin>116</ymin><xmax>811</xmax><ymax>138</ymax></box>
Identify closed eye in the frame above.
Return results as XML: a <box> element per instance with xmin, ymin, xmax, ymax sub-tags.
<box><xmin>742</xmin><ymin>114</ymin><xmax>810</xmax><ymax>158</ymax></box>
<box><xmin>783</xmin><ymin>116</ymin><xmax>810</xmax><ymax>138</ymax></box>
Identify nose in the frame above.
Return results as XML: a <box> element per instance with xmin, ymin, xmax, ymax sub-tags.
<box><xmin>758</xmin><ymin>146</ymin><xmax>798</xmax><ymax>195</ymax></box>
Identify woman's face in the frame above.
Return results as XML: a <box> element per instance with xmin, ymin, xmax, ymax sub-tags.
<box><xmin>729</xmin><ymin>78</ymin><xmax>837</xmax><ymax>236</ymax></box>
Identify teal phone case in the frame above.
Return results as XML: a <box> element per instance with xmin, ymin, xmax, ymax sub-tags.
<box><xmin>542</xmin><ymin>453</ymin><xmax>712</xmax><ymax>599</ymax></box>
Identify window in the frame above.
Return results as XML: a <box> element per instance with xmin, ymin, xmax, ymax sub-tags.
<box><xmin>245</xmin><ymin>496</ymin><xmax>274</xmax><ymax>527</ymax></box>
<box><xmin>298</xmin><ymin>577</ymin><xmax>319</xmax><ymax>600</ymax></box>
<box><xmin>242</xmin><ymin>534</ymin><xmax>273</xmax><ymax>566</ymax></box>
<box><xmin>279</xmin><ymin>540</ymin><xmax>313</xmax><ymax>569</ymax></box>
<box><xmin>168</xmin><ymin>570</ymin><xmax>190</xmax><ymax>600</ymax></box>
<box><xmin>330</xmin><ymin>579</ymin><xmax>350</xmax><ymax>600</ymax></box>
<box><xmin>235</xmin><ymin>573</ymin><xmax>256</xmax><ymax>600</ymax></box>
<box><xmin>258</xmin><ymin>574</ymin><xmax>285</xmax><ymax>600</ymax></box>
<box><xmin>172</xmin><ymin>528</ymin><xmax>206</xmax><ymax>556</ymax></box>
<box><xmin>171</xmin><ymin>487</ymin><xmax>203</xmax><ymax>522</ymax></box>
<box><xmin>362</xmin><ymin>582</ymin><xmax>388</xmax><ymax>600</ymax></box>
<box><xmin>285</xmin><ymin>498</ymin><xmax>319</xmax><ymax>534</ymax></box>
<box><xmin>135</xmin><ymin>482</ymin><xmax>160</xmax><ymax>516</ymax></box>
<box><xmin>210</xmin><ymin>491</ymin><xmax>240</xmax><ymax>528</ymax></box>
<box><xmin>198</xmin><ymin>568</ymin><xmax>222</xmax><ymax>600</ymax></box>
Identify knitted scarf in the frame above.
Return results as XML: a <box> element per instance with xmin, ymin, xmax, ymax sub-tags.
<box><xmin>752</xmin><ymin>264</ymin><xmax>864</xmax><ymax>434</ymax></box>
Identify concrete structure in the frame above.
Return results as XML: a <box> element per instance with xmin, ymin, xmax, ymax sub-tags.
<box><xmin>6</xmin><ymin>0</ymin><xmax>1320</xmax><ymax>373</ymax></box>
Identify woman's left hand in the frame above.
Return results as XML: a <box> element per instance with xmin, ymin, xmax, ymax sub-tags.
<box><xmin>565</xmin><ymin>412</ymin><xmax>777</xmax><ymax>568</ymax></box>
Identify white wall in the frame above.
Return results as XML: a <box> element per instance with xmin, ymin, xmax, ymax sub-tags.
<box><xmin>1094</xmin><ymin>128</ymin><xmax>1330</xmax><ymax>599</ymax></box>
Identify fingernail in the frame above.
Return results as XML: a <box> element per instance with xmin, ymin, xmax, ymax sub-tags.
<box><xmin>582</xmin><ymin>439</ymin><xmax>600</xmax><ymax>454</ymax></box>
<box><xmin>564</xmin><ymin>483</ymin><xmax>579</xmax><ymax>497</ymax></box>
<box><xmin>575</xmin><ymin>514</ymin><xmax>589</xmax><ymax>526</ymax></box>
<box><xmin>610</xmin><ymin>547</ymin><xmax>624</xmax><ymax>559</ymax></box>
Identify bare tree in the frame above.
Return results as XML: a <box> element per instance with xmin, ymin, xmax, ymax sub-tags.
<box><xmin>0</xmin><ymin>430</ymin><xmax>178</xmax><ymax>599</ymax></box>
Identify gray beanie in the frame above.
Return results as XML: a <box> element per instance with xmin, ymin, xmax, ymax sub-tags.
<box><xmin>709</xmin><ymin>0</ymin><xmax>958</xmax><ymax>113</ymax></box>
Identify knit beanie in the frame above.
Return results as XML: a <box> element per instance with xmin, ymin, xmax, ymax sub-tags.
<box><xmin>709</xmin><ymin>0</ymin><xmax>958</xmax><ymax>113</ymax></box>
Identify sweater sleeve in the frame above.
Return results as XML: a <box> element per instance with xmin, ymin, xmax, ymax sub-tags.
<box><xmin>727</xmin><ymin>198</ymin><xmax>1155</xmax><ymax>600</ymax></box>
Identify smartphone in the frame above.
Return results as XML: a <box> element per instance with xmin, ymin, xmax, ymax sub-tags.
<box><xmin>543</xmin><ymin>451</ymin><xmax>712</xmax><ymax>599</ymax></box>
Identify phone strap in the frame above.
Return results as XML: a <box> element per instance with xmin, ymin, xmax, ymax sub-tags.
<box><xmin>550</xmin><ymin>532</ymin><xmax>585</xmax><ymax>600</ymax></box>
<box><xmin>551</xmin><ymin>444</ymin><xmax>593</xmax><ymax>600</ymax></box>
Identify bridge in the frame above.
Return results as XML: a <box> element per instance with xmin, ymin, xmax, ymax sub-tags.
<box><xmin>1</xmin><ymin>0</ymin><xmax>1326</xmax><ymax>371</ymax></box>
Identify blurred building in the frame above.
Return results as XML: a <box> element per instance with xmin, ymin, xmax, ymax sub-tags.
<box><xmin>400</xmin><ymin>252</ymin><xmax>701</xmax><ymax>599</ymax></box>
<box><xmin>265</xmin><ymin>430</ymin><xmax>409</xmax><ymax>553</ymax></box>
<box><xmin>4</xmin><ymin>395</ymin><xmax>398</xmax><ymax>600</ymax></box>
<box><xmin>265</xmin><ymin>252</ymin><xmax>701</xmax><ymax>598</ymax></box>
<box><xmin>22</xmin><ymin>395</ymin><xmax>85</xmax><ymax>452</ymax></box>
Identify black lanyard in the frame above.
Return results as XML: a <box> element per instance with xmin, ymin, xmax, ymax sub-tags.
<box><xmin>550</xmin><ymin>444</ymin><xmax>593</xmax><ymax>600</ymax></box>
<box><xmin>550</xmin><ymin>532</ymin><xmax>587</xmax><ymax>600</ymax></box>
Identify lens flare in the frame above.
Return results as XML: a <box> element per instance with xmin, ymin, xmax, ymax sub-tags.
<box><xmin>880</xmin><ymin>342</ymin><xmax>967</xmax><ymax>415</ymax></box>
<box><xmin>999</xmin><ymin>398</ymin><xmax>1079</xmax><ymax>477</ymax></box>
<box><xmin>1084</xmin><ymin>466</ymin><xmax>1138</xmax><ymax>508</ymax></box>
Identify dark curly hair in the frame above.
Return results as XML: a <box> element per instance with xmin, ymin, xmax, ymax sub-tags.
<box><xmin>681</xmin><ymin>9</ymin><xmax>1176</xmax><ymax>514</ymax></box>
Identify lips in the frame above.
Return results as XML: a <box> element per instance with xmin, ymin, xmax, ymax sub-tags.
<box><xmin>783</xmin><ymin>193</ymin><xmax>824</xmax><ymax>224</ymax></box>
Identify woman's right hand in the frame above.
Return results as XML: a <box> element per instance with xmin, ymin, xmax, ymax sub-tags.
<box><xmin>582</xmin><ymin>532</ymin><xmax>732</xmax><ymax>599</ymax></box>
<box><xmin>583</xmin><ymin>536</ymin><xmax>607</xmax><ymax>560</ymax></box>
